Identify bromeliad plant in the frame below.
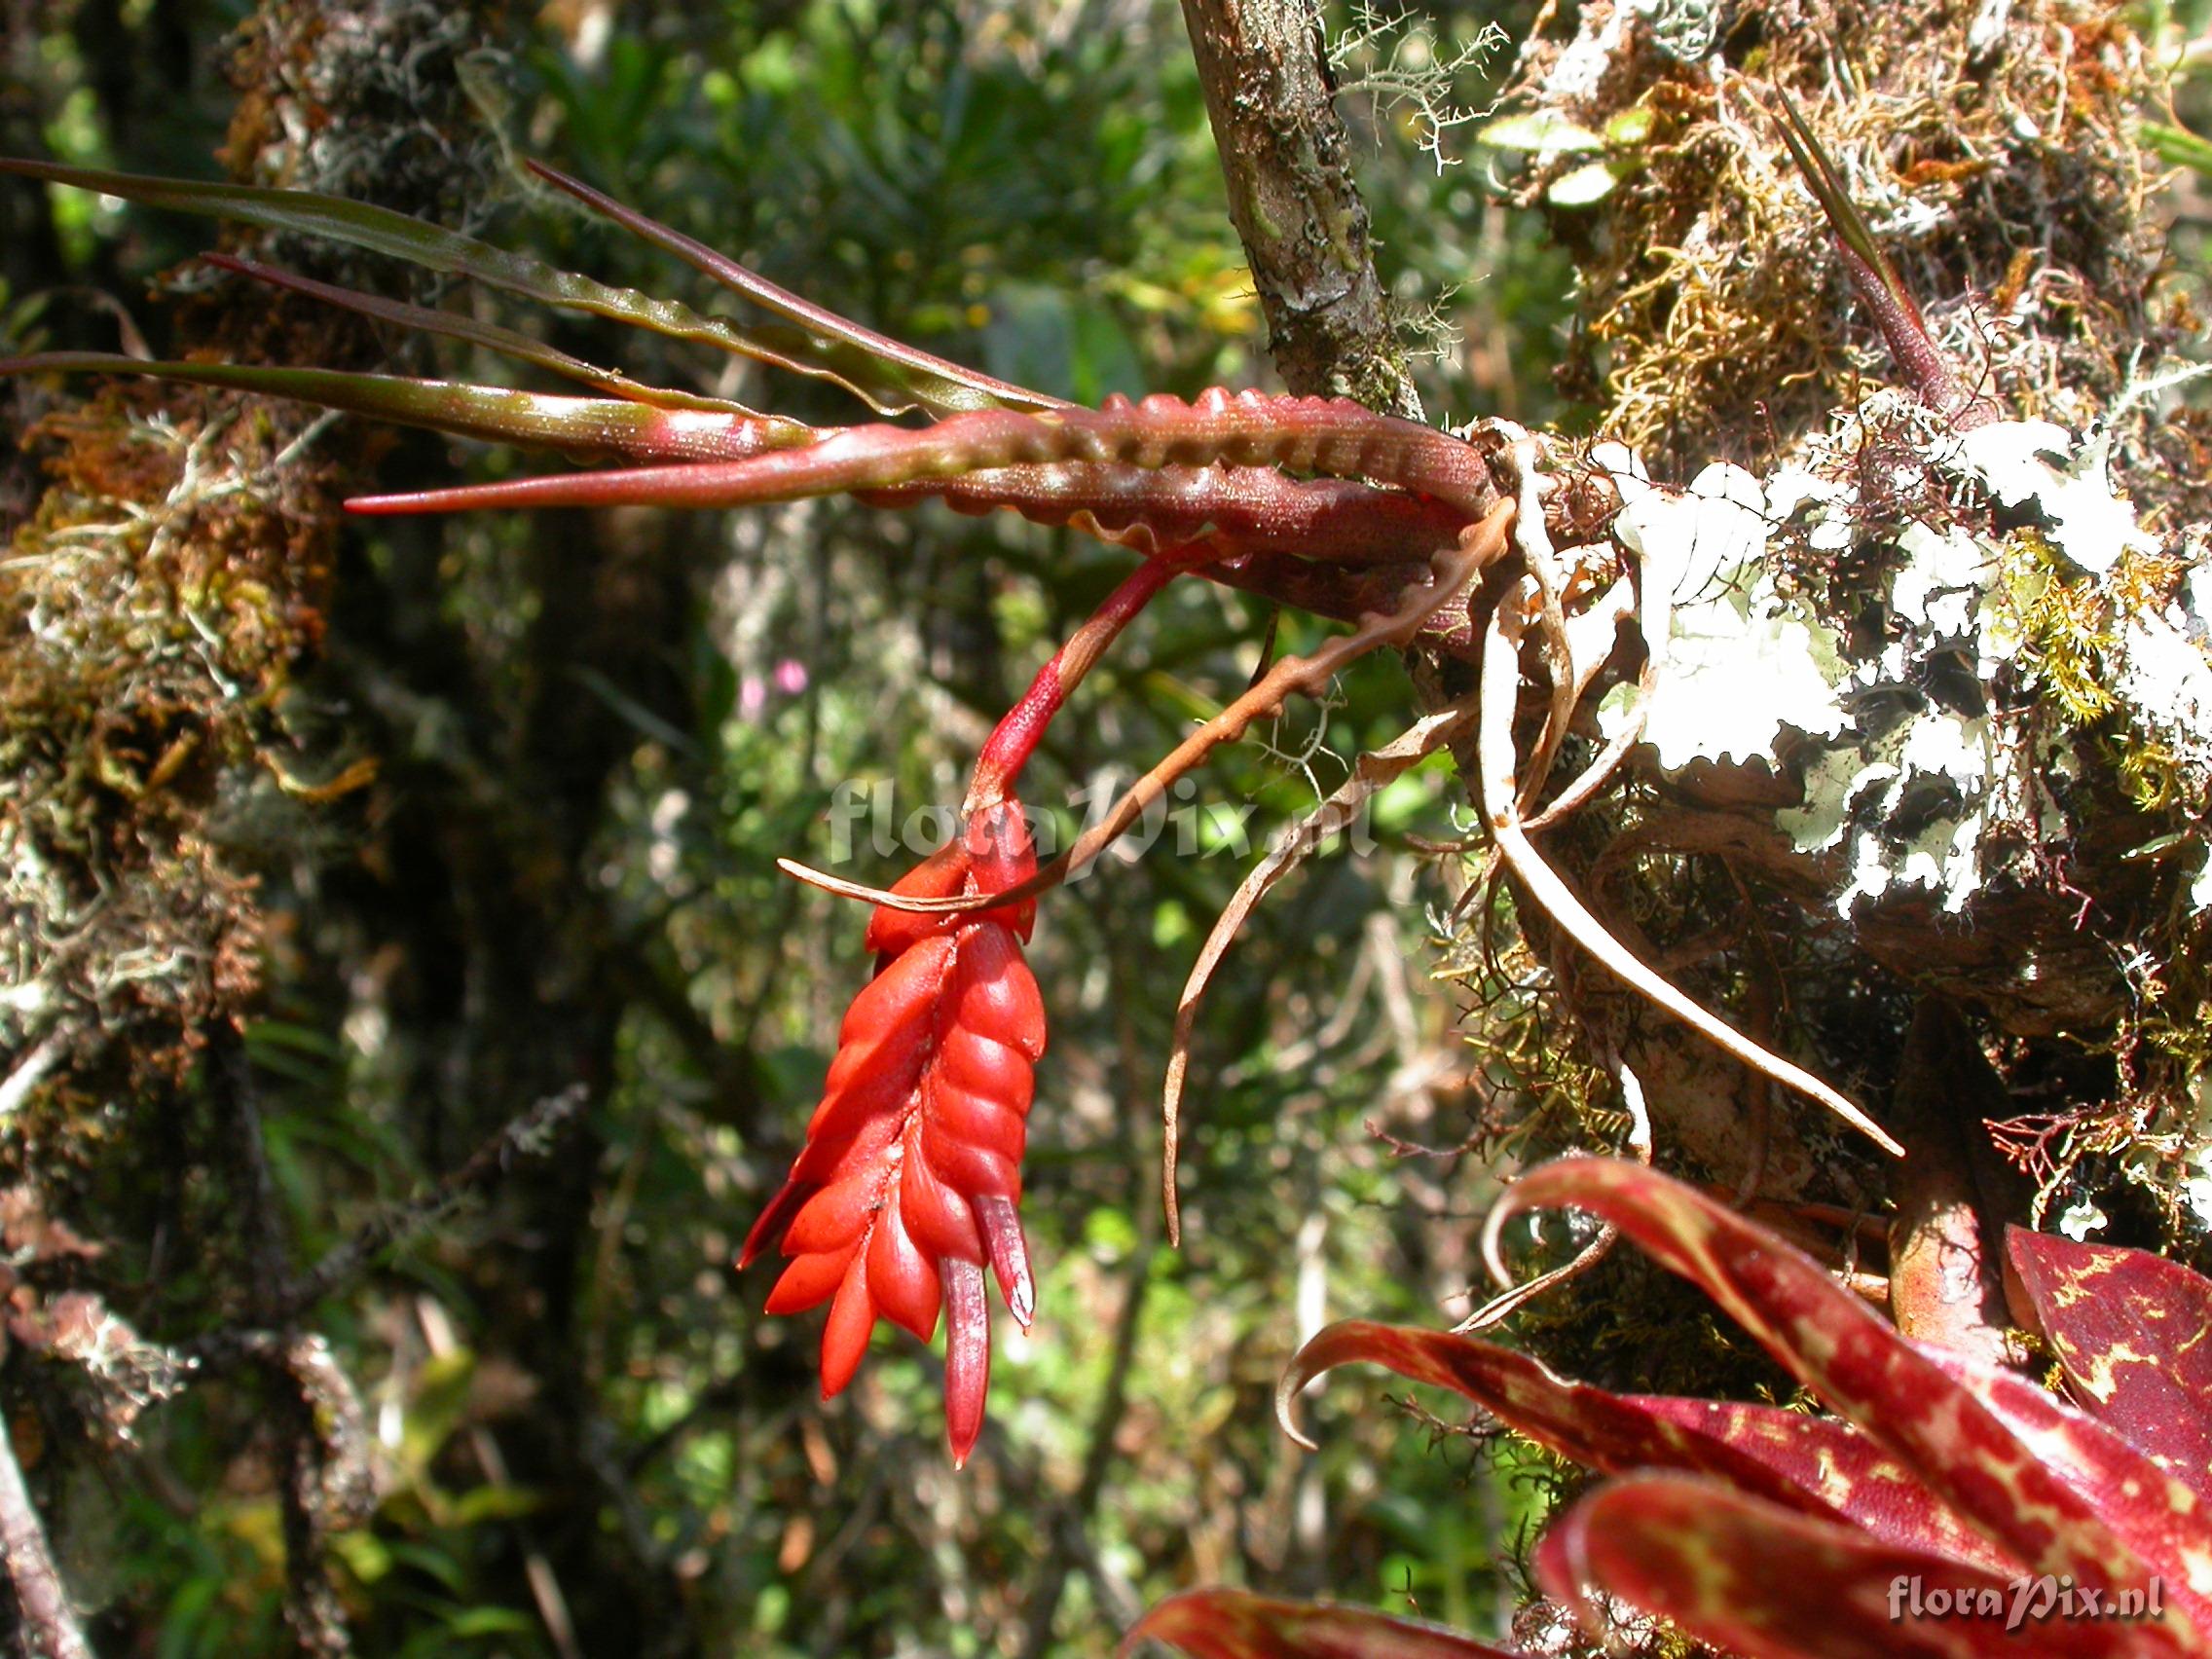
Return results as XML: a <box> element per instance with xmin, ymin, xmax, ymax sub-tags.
<box><xmin>1131</xmin><ymin>1155</ymin><xmax>2212</xmax><ymax>1658</ymax></box>
<box><xmin>0</xmin><ymin>154</ymin><xmax>1903</xmax><ymax>1462</ymax></box>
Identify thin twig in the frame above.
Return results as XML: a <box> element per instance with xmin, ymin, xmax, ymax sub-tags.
<box><xmin>276</xmin><ymin>1085</ymin><xmax>589</xmax><ymax>1320</ymax></box>
<box><xmin>218</xmin><ymin>1038</ymin><xmax>352</xmax><ymax>1659</ymax></box>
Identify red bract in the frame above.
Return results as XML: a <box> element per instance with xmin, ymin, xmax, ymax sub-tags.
<box><xmin>740</xmin><ymin>801</ymin><xmax>1044</xmax><ymax>1467</ymax></box>
<box><xmin>1137</xmin><ymin>1159</ymin><xmax>2212</xmax><ymax>1659</ymax></box>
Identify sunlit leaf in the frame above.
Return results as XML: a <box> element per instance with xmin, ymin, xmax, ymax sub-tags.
<box><xmin>1476</xmin><ymin>112</ymin><xmax>1605</xmax><ymax>154</ymax></box>
<box><xmin>344</xmin><ymin>389</ymin><xmax>1497</xmax><ymax>517</ymax></box>
<box><xmin>2142</xmin><ymin>122</ymin><xmax>2212</xmax><ymax>180</ymax></box>
<box><xmin>2005</xmin><ymin>1226</ymin><xmax>2212</xmax><ymax>1501</ymax></box>
<box><xmin>0</xmin><ymin>352</ymin><xmax>807</xmax><ymax>462</ymax></box>
<box><xmin>1500</xmin><ymin>1159</ymin><xmax>2187</xmax><ymax>1611</ymax></box>
<box><xmin>1122</xmin><ymin>1589</ymin><xmax>1518</xmax><ymax>1659</ymax></box>
<box><xmin>0</xmin><ymin>156</ymin><xmax>982</xmax><ymax>416</ymax></box>
<box><xmin>1545</xmin><ymin>162</ymin><xmax>1626</xmax><ymax>208</ymax></box>
<box><xmin>1541</xmin><ymin>1475</ymin><xmax>2165</xmax><ymax>1658</ymax></box>
<box><xmin>1917</xmin><ymin>1344</ymin><xmax>2212</xmax><ymax>1633</ymax></box>
<box><xmin>203</xmin><ymin>252</ymin><xmax>757</xmax><ymax>414</ymax></box>
<box><xmin>1283</xmin><ymin>1319</ymin><xmax>2010</xmax><ymax>1570</ymax></box>
<box><xmin>528</xmin><ymin>161</ymin><xmax>1063</xmax><ymax>418</ymax></box>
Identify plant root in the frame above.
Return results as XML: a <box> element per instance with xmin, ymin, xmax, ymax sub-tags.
<box><xmin>1476</xmin><ymin>576</ymin><xmax>1902</xmax><ymax>1157</ymax></box>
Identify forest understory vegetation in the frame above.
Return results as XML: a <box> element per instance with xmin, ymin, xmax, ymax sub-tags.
<box><xmin>1</xmin><ymin>1</ymin><xmax>2209</xmax><ymax>1656</ymax></box>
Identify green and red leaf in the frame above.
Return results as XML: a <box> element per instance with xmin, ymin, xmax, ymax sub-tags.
<box><xmin>2006</xmin><ymin>1227</ymin><xmax>2212</xmax><ymax>1502</ymax></box>
<box><xmin>0</xmin><ymin>353</ymin><xmax>803</xmax><ymax>463</ymax></box>
<box><xmin>1498</xmin><ymin>1160</ymin><xmax>2193</xmax><ymax>1623</ymax></box>
<box><xmin>1283</xmin><ymin>1319</ymin><xmax>2009</xmax><ymax>1570</ymax></box>
<box><xmin>1917</xmin><ymin>1346</ymin><xmax>2212</xmax><ymax>1637</ymax></box>
<box><xmin>202</xmin><ymin>252</ymin><xmax>764</xmax><ymax>415</ymax></box>
<box><xmin>1122</xmin><ymin>1590</ymin><xmax>1517</xmax><ymax>1659</ymax></box>
<box><xmin>1540</xmin><ymin>1474</ymin><xmax>2171</xmax><ymax>1658</ymax></box>
<box><xmin>527</xmin><ymin>161</ymin><xmax>1061</xmax><ymax>418</ymax></box>
<box><xmin>0</xmin><ymin>156</ymin><xmax>1024</xmax><ymax>418</ymax></box>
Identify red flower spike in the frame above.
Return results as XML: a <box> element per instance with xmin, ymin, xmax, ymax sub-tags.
<box><xmin>743</xmin><ymin>801</ymin><xmax>1045</xmax><ymax>1459</ymax></box>
<box><xmin>744</xmin><ymin>558</ymin><xmax>1176</xmax><ymax>1462</ymax></box>
<box><xmin>943</xmin><ymin>1257</ymin><xmax>991</xmax><ymax>1468</ymax></box>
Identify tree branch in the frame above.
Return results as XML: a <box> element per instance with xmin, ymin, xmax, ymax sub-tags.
<box><xmin>1180</xmin><ymin>0</ymin><xmax>1422</xmax><ymax>417</ymax></box>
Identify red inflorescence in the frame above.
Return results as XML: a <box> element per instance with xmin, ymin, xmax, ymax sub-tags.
<box><xmin>740</xmin><ymin>799</ymin><xmax>1045</xmax><ymax>1465</ymax></box>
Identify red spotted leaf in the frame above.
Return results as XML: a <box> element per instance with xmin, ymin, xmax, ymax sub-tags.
<box><xmin>1540</xmin><ymin>1474</ymin><xmax>2169</xmax><ymax>1659</ymax></box>
<box><xmin>2006</xmin><ymin>1227</ymin><xmax>2212</xmax><ymax>1502</ymax></box>
<box><xmin>1122</xmin><ymin>1590</ymin><xmax>1518</xmax><ymax>1659</ymax></box>
<box><xmin>1499</xmin><ymin>1160</ymin><xmax>2181</xmax><ymax>1612</ymax></box>
<box><xmin>1282</xmin><ymin>1319</ymin><xmax>2010</xmax><ymax>1571</ymax></box>
<box><xmin>1914</xmin><ymin>1346</ymin><xmax>2212</xmax><ymax>1638</ymax></box>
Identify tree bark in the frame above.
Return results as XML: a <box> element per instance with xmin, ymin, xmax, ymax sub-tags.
<box><xmin>1178</xmin><ymin>0</ymin><xmax>1421</xmax><ymax>418</ymax></box>
<box><xmin>0</xmin><ymin>1412</ymin><xmax>93</xmax><ymax>1659</ymax></box>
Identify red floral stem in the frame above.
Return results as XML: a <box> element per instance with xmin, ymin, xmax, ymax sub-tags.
<box><xmin>968</xmin><ymin>554</ymin><xmax>1189</xmax><ymax>810</ymax></box>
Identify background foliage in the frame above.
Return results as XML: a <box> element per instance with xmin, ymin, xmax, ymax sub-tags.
<box><xmin>0</xmin><ymin>2</ymin><xmax>1578</xmax><ymax>1653</ymax></box>
<box><xmin>9</xmin><ymin>0</ymin><xmax>2210</xmax><ymax>1654</ymax></box>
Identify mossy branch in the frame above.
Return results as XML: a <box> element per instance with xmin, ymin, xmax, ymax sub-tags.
<box><xmin>1179</xmin><ymin>0</ymin><xmax>1421</xmax><ymax>417</ymax></box>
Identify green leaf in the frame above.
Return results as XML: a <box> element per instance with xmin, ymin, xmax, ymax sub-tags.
<box><xmin>2143</xmin><ymin>121</ymin><xmax>2212</xmax><ymax>178</ymax></box>
<box><xmin>204</xmin><ymin>253</ymin><xmax>756</xmax><ymax>415</ymax></box>
<box><xmin>1</xmin><ymin>155</ymin><xmax>1031</xmax><ymax>419</ymax></box>
<box><xmin>1604</xmin><ymin>106</ymin><xmax>1658</xmax><ymax>148</ymax></box>
<box><xmin>449</xmin><ymin>1482</ymin><xmax>548</xmax><ymax>1525</ymax></box>
<box><xmin>1546</xmin><ymin>161</ymin><xmax>1626</xmax><ymax>207</ymax></box>
<box><xmin>0</xmin><ymin>352</ymin><xmax>809</xmax><ymax>462</ymax></box>
<box><xmin>527</xmin><ymin>161</ymin><xmax>1063</xmax><ymax>417</ymax></box>
<box><xmin>1477</xmin><ymin>111</ymin><xmax>1606</xmax><ymax>154</ymax></box>
<box><xmin>1766</xmin><ymin>92</ymin><xmax>1916</xmax><ymax>324</ymax></box>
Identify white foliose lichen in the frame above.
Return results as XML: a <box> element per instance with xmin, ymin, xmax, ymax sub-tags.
<box><xmin>1607</xmin><ymin>396</ymin><xmax>2212</xmax><ymax>918</ymax></box>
